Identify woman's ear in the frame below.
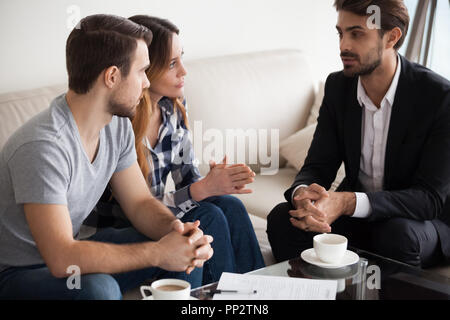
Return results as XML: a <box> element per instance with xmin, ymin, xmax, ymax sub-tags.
<box><xmin>104</xmin><ymin>66</ymin><xmax>121</xmax><ymax>89</ymax></box>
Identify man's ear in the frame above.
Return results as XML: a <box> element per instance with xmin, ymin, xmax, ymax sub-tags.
<box><xmin>386</xmin><ymin>27</ymin><xmax>402</xmax><ymax>50</ymax></box>
<box><xmin>104</xmin><ymin>66</ymin><xmax>121</xmax><ymax>89</ymax></box>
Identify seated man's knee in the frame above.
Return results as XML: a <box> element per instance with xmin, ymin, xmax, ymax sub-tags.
<box><xmin>267</xmin><ymin>202</ymin><xmax>293</xmax><ymax>233</ymax></box>
<box><xmin>77</xmin><ymin>274</ymin><xmax>122</xmax><ymax>300</ymax></box>
<box><xmin>267</xmin><ymin>202</ymin><xmax>294</xmax><ymax>246</ymax></box>
<box><xmin>371</xmin><ymin>218</ymin><xmax>421</xmax><ymax>265</ymax></box>
<box><xmin>267</xmin><ymin>202</ymin><xmax>312</xmax><ymax>262</ymax></box>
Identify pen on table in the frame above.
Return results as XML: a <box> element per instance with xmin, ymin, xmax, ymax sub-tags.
<box><xmin>204</xmin><ymin>289</ymin><xmax>257</xmax><ymax>295</ymax></box>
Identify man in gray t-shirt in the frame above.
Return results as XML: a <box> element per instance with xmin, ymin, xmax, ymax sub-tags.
<box><xmin>0</xmin><ymin>14</ymin><xmax>213</xmax><ymax>300</ymax></box>
<box><xmin>0</xmin><ymin>94</ymin><xmax>137</xmax><ymax>272</ymax></box>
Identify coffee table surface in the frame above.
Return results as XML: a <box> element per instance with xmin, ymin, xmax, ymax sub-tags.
<box><xmin>191</xmin><ymin>247</ymin><xmax>450</xmax><ymax>300</ymax></box>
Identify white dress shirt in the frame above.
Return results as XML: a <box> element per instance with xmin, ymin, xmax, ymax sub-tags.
<box><xmin>353</xmin><ymin>55</ymin><xmax>401</xmax><ymax>218</ymax></box>
<box><xmin>292</xmin><ymin>55</ymin><xmax>402</xmax><ymax>219</ymax></box>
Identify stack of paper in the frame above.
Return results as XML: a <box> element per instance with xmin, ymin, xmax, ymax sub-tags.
<box><xmin>213</xmin><ymin>272</ymin><xmax>337</xmax><ymax>300</ymax></box>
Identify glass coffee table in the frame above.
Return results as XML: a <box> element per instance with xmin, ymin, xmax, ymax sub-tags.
<box><xmin>191</xmin><ymin>247</ymin><xmax>450</xmax><ymax>300</ymax></box>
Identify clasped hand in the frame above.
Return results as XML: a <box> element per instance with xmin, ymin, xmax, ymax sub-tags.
<box><xmin>288</xmin><ymin>184</ymin><xmax>349</xmax><ymax>233</ymax></box>
<box><xmin>157</xmin><ymin>219</ymin><xmax>214</xmax><ymax>275</ymax></box>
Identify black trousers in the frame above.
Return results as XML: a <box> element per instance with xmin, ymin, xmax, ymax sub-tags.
<box><xmin>267</xmin><ymin>202</ymin><xmax>444</xmax><ymax>268</ymax></box>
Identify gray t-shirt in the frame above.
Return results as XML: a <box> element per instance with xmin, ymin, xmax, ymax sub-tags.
<box><xmin>0</xmin><ymin>94</ymin><xmax>136</xmax><ymax>272</ymax></box>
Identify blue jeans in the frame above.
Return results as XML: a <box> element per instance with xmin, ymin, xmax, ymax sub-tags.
<box><xmin>0</xmin><ymin>227</ymin><xmax>202</xmax><ymax>300</ymax></box>
<box><xmin>181</xmin><ymin>195</ymin><xmax>265</xmax><ymax>285</ymax></box>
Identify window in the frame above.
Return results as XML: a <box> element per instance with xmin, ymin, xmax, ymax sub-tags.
<box><xmin>428</xmin><ymin>0</ymin><xmax>450</xmax><ymax>79</ymax></box>
<box><xmin>400</xmin><ymin>0</ymin><xmax>450</xmax><ymax>79</ymax></box>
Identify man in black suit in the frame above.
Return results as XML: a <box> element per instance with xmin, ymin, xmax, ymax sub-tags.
<box><xmin>267</xmin><ymin>0</ymin><xmax>450</xmax><ymax>268</ymax></box>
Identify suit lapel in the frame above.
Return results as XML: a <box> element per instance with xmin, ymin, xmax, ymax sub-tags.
<box><xmin>384</xmin><ymin>56</ymin><xmax>415</xmax><ymax>187</ymax></box>
<box><xmin>344</xmin><ymin>78</ymin><xmax>362</xmax><ymax>185</ymax></box>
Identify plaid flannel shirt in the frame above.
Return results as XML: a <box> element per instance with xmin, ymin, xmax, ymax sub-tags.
<box><xmin>145</xmin><ymin>97</ymin><xmax>202</xmax><ymax>218</ymax></box>
<box><xmin>79</xmin><ymin>97</ymin><xmax>202</xmax><ymax>238</ymax></box>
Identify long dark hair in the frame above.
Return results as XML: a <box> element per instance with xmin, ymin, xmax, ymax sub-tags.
<box><xmin>128</xmin><ymin>15</ymin><xmax>189</xmax><ymax>181</ymax></box>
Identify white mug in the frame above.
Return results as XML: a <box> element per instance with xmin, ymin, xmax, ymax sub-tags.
<box><xmin>140</xmin><ymin>279</ymin><xmax>191</xmax><ymax>300</ymax></box>
<box><xmin>313</xmin><ymin>233</ymin><xmax>348</xmax><ymax>264</ymax></box>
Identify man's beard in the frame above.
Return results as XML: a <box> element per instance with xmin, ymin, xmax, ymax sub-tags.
<box><xmin>107</xmin><ymin>90</ymin><xmax>142</xmax><ymax>119</ymax></box>
<box><xmin>342</xmin><ymin>42</ymin><xmax>383</xmax><ymax>77</ymax></box>
<box><xmin>108</xmin><ymin>98</ymin><xmax>136</xmax><ymax>119</ymax></box>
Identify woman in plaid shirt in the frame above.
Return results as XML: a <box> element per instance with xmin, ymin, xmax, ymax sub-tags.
<box><xmin>86</xmin><ymin>15</ymin><xmax>265</xmax><ymax>285</ymax></box>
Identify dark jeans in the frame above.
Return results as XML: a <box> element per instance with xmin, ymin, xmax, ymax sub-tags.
<box><xmin>182</xmin><ymin>195</ymin><xmax>265</xmax><ymax>285</ymax></box>
<box><xmin>267</xmin><ymin>202</ymin><xmax>444</xmax><ymax>268</ymax></box>
<box><xmin>0</xmin><ymin>227</ymin><xmax>202</xmax><ymax>300</ymax></box>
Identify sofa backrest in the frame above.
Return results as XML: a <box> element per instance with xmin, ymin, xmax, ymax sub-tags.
<box><xmin>183</xmin><ymin>49</ymin><xmax>315</xmax><ymax>174</ymax></box>
<box><xmin>0</xmin><ymin>84</ymin><xmax>67</xmax><ymax>149</ymax></box>
<box><xmin>0</xmin><ymin>50</ymin><xmax>315</xmax><ymax>174</ymax></box>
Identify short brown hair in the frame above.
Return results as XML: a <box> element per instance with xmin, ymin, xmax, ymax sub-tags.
<box><xmin>334</xmin><ymin>0</ymin><xmax>410</xmax><ymax>50</ymax></box>
<box><xmin>66</xmin><ymin>14</ymin><xmax>153</xmax><ymax>94</ymax></box>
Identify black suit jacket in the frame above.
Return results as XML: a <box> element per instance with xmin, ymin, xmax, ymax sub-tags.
<box><xmin>284</xmin><ymin>56</ymin><xmax>450</xmax><ymax>260</ymax></box>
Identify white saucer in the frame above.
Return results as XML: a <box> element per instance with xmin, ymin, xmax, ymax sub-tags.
<box><xmin>300</xmin><ymin>248</ymin><xmax>359</xmax><ymax>269</ymax></box>
<box><xmin>142</xmin><ymin>296</ymin><xmax>199</xmax><ymax>300</ymax></box>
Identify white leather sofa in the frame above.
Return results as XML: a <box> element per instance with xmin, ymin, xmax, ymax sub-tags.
<box><xmin>1</xmin><ymin>50</ymin><xmax>448</xmax><ymax>300</ymax></box>
<box><xmin>0</xmin><ymin>49</ymin><xmax>315</xmax><ymax>269</ymax></box>
<box><xmin>183</xmin><ymin>49</ymin><xmax>322</xmax><ymax>267</ymax></box>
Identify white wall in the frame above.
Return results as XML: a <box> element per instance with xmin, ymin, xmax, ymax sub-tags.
<box><xmin>0</xmin><ymin>0</ymin><xmax>342</xmax><ymax>94</ymax></box>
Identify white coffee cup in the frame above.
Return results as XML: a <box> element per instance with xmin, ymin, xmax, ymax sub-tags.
<box><xmin>313</xmin><ymin>233</ymin><xmax>348</xmax><ymax>264</ymax></box>
<box><xmin>140</xmin><ymin>279</ymin><xmax>191</xmax><ymax>300</ymax></box>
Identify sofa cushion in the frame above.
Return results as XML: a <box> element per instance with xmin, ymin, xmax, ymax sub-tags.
<box><xmin>234</xmin><ymin>167</ymin><xmax>298</xmax><ymax>220</ymax></box>
<box><xmin>306</xmin><ymin>81</ymin><xmax>325</xmax><ymax>126</ymax></box>
<box><xmin>427</xmin><ymin>264</ymin><xmax>450</xmax><ymax>279</ymax></box>
<box><xmin>280</xmin><ymin>122</ymin><xmax>317</xmax><ymax>171</ymax></box>
<box><xmin>279</xmin><ymin>122</ymin><xmax>345</xmax><ymax>191</ymax></box>
<box><xmin>249</xmin><ymin>214</ymin><xmax>276</xmax><ymax>267</ymax></box>
<box><xmin>0</xmin><ymin>84</ymin><xmax>67</xmax><ymax>149</ymax></box>
<box><xmin>183</xmin><ymin>49</ymin><xmax>315</xmax><ymax>174</ymax></box>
